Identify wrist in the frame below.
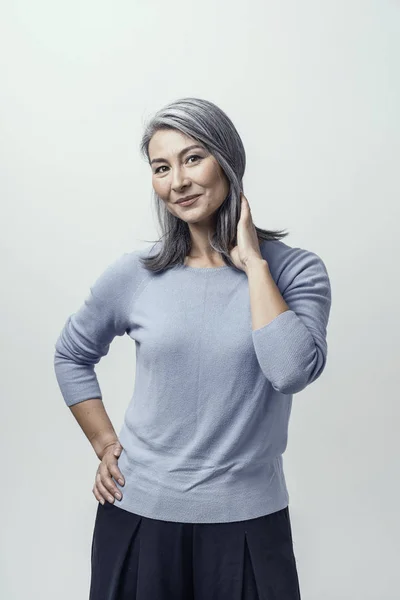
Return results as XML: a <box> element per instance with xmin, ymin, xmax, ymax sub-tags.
<box><xmin>244</xmin><ymin>257</ymin><xmax>269</xmax><ymax>274</ymax></box>
<box><xmin>91</xmin><ymin>431</ymin><xmax>119</xmax><ymax>460</ymax></box>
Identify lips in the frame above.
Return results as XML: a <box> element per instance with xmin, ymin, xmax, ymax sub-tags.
<box><xmin>176</xmin><ymin>194</ymin><xmax>201</xmax><ymax>206</ymax></box>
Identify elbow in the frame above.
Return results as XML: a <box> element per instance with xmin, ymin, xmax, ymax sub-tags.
<box><xmin>269</xmin><ymin>344</ymin><xmax>328</xmax><ymax>395</ymax></box>
<box><xmin>270</xmin><ymin>369</ymin><xmax>309</xmax><ymax>395</ymax></box>
<box><xmin>271</xmin><ymin>374</ymin><xmax>308</xmax><ymax>395</ymax></box>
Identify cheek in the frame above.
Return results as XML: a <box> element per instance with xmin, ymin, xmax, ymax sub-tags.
<box><xmin>202</xmin><ymin>165</ymin><xmax>228</xmax><ymax>196</ymax></box>
<box><xmin>198</xmin><ymin>162</ymin><xmax>218</xmax><ymax>185</ymax></box>
<box><xmin>152</xmin><ymin>178</ymin><xmax>168</xmax><ymax>199</ymax></box>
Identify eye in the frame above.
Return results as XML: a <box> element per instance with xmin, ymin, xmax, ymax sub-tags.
<box><xmin>154</xmin><ymin>155</ymin><xmax>202</xmax><ymax>174</ymax></box>
<box><xmin>186</xmin><ymin>154</ymin><xmax>202</xmax><ymax>164</ymax></box>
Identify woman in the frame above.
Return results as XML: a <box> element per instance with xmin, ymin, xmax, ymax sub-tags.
<box><xmin>54</xmin><ymin>97</ymin><xmax>331</xmax><ymax>599</ymax></box>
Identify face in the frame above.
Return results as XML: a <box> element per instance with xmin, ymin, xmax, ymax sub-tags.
<box><xmin>148</xmin><ymin>129</ymin><xmax>230</xmax><ymax>225</ymax></box>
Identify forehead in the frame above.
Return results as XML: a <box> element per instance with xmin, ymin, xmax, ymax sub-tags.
<box><xmin>148</xmin><ymin>129</ymin><xmax>204</xmax><ymax>158</ymax></box>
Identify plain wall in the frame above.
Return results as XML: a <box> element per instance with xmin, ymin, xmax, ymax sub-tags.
<box><xmin>1</xmin><ymin>1</ymin><xmax>399</xmax><ymax>598</ymax></box>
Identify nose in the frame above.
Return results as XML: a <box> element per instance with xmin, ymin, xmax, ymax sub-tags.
<box><xmin>171</xmin><ymin>165</ymin><xmax>191</xmax><ymax>192</ymax></box>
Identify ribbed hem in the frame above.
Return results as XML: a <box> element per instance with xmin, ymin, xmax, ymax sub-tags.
<box><xmin>112</xmin><ymin>449</ymin><xmax>289</xmax><ymax>524</ymax></box>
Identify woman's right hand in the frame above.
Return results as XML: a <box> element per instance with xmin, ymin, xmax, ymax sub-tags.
<box><xmin>92</xmin><ymin>440</ymin><xmax>125</xmax><ymax>505</ymax></box>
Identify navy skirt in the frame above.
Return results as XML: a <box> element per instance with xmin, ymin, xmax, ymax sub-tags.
<box><xmin>89</xmin><ymin>501</ymin><xmax>302</xmax><ymax>600</ymax></box>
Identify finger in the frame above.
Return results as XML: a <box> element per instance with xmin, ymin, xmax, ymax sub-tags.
<box><xmin>92</xmin><ymin>484</ymin><xmax>105</xmax><ymax>505</ymax></box>
<box><xmin>113</xmin><ymin>445</ymin><xmax>122</xmax><ymax>457</ymax></box>
<box><xmin>240</xmin><ymin>195</ymin><xmax>250</xmax><ymax>215</ymax></box>
<box><xmin>98</xmin><ymin>466</ymin><xmax>122</xmax><ymax>501</ymax></box>
<box><xmin>109</xmin><ymin>462</ymin><xmax>125</xmax><ymax>486</ymax></box>
<box><xmin>96</xmin><ymin>472</ymin><xmax>117</xmax><ymax>504</ymax></box>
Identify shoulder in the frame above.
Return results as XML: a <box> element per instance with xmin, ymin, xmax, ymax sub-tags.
<box><xmin>259</xmin><ymin>239</ymin><xmax>330</xmax><ymax>290</ymax></box>
<box><xmin>90</xmin><ymin>245</ymin><xmax>155</xmax><ymax>301</ymax></box>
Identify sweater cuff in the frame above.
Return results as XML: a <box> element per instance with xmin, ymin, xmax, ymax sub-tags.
<box><xmin>53</xmin><ymin>358</ymin><xmax>103</xmax><ymax>407</ymax></box>
<box><xmin>251</xmin><ymin>310</ymin><xmax>315</xmax><ymax>393</ymax></box>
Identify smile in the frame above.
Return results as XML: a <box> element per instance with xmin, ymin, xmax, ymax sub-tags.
<box><xmin>177</xmin><ymin>194</ymin><xmax>201</xmax><ymax>206</ymax></box>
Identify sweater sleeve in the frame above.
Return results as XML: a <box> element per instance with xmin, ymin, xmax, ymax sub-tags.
<box><xmin>53</xmin><ymin>253</ymin><xmax>132</xmax><ymax>407</ymax></box>
<box><xmin>251</xmin><ymin>249</ymin><xmax>332</xmax><ymax>395</ymax></box>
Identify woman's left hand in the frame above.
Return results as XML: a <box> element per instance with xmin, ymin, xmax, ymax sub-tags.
<box><xmin>229</xmin><ymin>193</ymin><xmax>264</xmax><ymax>272</ymax></box>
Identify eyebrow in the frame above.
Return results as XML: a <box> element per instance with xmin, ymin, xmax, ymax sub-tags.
<box><xmin>150</xmin><ymin>144</ymin><xmax>205</xmax><ymax>166</ymax></box>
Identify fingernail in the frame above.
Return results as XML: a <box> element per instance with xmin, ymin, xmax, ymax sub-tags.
<box><xmin>115</xmin><ymin>492</ymin><xmax>122</xmax><ymax>500</ymax></box>
<box><xmin>118</xmin><ymin>478</ymin><xmax>124</xmax><ymax>485</ymax></box>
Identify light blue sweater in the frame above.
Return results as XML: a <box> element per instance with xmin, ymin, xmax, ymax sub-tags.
<box><xmin>54</xmin><ymin>239</ymin><xmax>331</xmax><ymax>523</ymax></box>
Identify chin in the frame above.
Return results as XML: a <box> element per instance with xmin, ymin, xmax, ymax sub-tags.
<box><xmin>183</xmin><ymin>212</ymin><xmax>216</xmax><ymax>225</ymax></box>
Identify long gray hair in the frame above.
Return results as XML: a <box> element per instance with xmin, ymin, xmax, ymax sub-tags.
<box><xmin>138</xmin><ymin>97</ymin><xmax>288</xmax><ymax>272</ymax></box>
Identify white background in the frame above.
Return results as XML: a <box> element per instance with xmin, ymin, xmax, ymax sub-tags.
<box><xmin>1</xmin><ymin>1</ymin><xmax>399</xmax><ymax>598</ymax></box>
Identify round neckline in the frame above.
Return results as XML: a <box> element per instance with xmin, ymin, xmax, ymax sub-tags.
<box><xmin>180</xmin><ymin>264</ymin><xmax>231</xmax><ymax>271</ymax></box>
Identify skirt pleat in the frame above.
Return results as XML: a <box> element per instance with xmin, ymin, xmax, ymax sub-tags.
<box><xmin>89</xmin><ymin>500</ymin><xmax>142</xmax><ymax>600</ymax></box>
<box><xmin>89</xmin><ymin>501</ymin><xmax>301</xmax><ymax>600</ymax></box>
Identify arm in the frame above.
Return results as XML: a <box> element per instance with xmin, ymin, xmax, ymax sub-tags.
<box><xmin>246</xmin><ymin>258</ymin><xmax>290</xmax><ymax>329</ymax></box>
<box><xmin>69</xmin><ymin>398</ymin><xmax>119</xmax><ymax>460</ymax></box>
<box><xmin>54</xmin><ymin>254</ymin><xmax>133</xmax><ymax>449</ymax></box>
<box><xmin>246</xmin><ymin>250</ymin><xmax>332</xmax><ymax>395</ymax></box>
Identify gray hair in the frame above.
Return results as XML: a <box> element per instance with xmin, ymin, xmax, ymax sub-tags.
<box><xmin>138</xmin><ymin>97</ymin><xmax>288</xmax><ymax>272</ymax></box>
